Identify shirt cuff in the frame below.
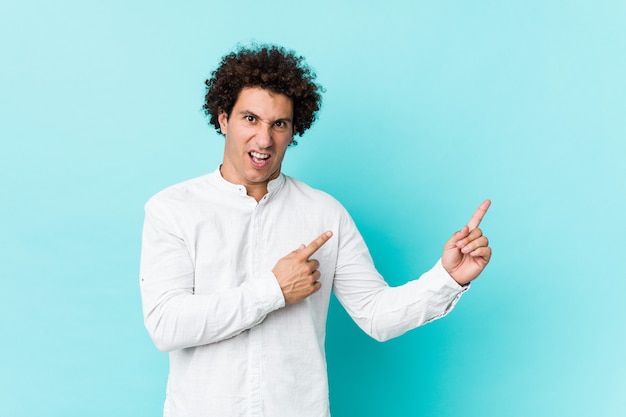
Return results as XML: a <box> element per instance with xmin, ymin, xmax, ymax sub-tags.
<box><xmin>252</xmin><ymin>270</ymin><xmax>286</xmax><ymax>312</ymax></box>
<box><xmin>431</xmin><ymin>258</ymin><xmax>471</xmax><ymax>293</ymax></box>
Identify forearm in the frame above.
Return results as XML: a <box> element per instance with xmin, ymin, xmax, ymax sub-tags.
<box><xmin>141</xmin><ymin>270</ymin><xmax>284</xmax><ymax>352</ymax></box>
<box><xmin>369</xmin><ymin>260</ymin><xmax>468</xmax><ymax>341</ymax></box>
<box><xmin>334</xmin><ymin>260</ymin><xmax>468</xmax><ymax>342</ymax></box>
<box><xmin>140</xmin><ymin>206</ymin><xmax>286</xmax><ymax>352</ymax></box>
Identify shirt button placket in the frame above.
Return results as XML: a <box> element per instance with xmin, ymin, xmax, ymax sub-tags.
<box><xmin>248</xmin><ymin>200</ymin><xmax>264</xmax><ymax>416</ymax></box>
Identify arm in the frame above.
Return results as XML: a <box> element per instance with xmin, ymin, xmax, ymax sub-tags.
<box><xmin>333</xmin><ymin>202</ymin><xmax>491</xmax><ymax>342</ymax></box>
<box><xmin>332</xmin><ymin>223</ymin><xmax>467</xmax><ymax>342</ymax></box>
<box><xmin>139</xmin><ymin>205</ymin><xmax>285</xmax><ymax>352</ymax></box>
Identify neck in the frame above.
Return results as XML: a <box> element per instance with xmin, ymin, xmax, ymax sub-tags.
<box><xmin>247</xmin><ymin>184</ymin><xmax>268</xmax><ymax>202</ymax></box>
<box><xmin>218</xmin><ymin>165</ymin><xmax>277</xmax><ymax>202</ymax></box>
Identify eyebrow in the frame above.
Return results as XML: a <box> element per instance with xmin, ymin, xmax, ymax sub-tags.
<box><xmin>239</xmin><ymin>110</ymin><xmax>293</xmax><ymax>124</ymax></box>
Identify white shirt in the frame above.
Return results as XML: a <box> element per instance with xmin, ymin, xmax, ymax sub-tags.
<box><xmin>140</xmin><ymin>169</ymin><xmax>469</xmax><ymax>417</ymax></box>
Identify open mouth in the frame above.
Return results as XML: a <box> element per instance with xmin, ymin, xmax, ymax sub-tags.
<box><xmin>250</xmin><ymin>151</ymin><xmax>270</xmax><ymax>164</ymax></box>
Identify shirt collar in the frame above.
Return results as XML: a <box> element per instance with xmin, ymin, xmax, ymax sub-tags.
<box><xmin>211</xmin><ymin>166</ymin><xmax>285</xmax><ymax>198</ymax></box>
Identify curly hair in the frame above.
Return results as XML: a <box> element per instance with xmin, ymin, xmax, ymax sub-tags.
<box><xmin>203</xmin><ymin>44</ymin><xmax>323</xmax><ymax>143</ymax></box>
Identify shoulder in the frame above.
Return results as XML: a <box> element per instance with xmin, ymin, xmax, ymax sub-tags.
<box><xmin>279</xmin><ymin>175</ymin><xmax>357</xmax><ymax>230</ymax></box>
<box><xmin>144</xmin><ymin>173</ymin><xmax>213</xmax><ymax>214</ymax></box>
<box><xmin>282</xmin><ymin>175</ymin><xmax>345</xmax><ymax>210</ymax></box>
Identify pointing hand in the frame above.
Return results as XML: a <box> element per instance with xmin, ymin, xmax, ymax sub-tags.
<box><xmin>442</xmin><ymin>200</ymin><xmax>492</xmax><ymax>285</ymax></box>
<box><xmin>273</xmin><ymin>231</ymin><xmax>333</xmax><ymax>304</ymax></box>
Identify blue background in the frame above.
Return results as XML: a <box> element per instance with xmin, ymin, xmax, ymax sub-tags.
<box><xmin>2</xmin><ymin>1</ymin><xmax>625</xmax><ymax>416</ymax></box>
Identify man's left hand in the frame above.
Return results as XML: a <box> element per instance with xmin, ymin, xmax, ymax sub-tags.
<box><xmin>442</xmin><ymin>200</ymin><xmax>492</xmax><ymax>285</ymax></box>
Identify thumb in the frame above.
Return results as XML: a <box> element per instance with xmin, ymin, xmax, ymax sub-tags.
<box><xmin>456</xmin><ymin>225</ymin><xmax>470</xmax><ymax>240</ymax></box>
<box><xmin>446</xmin><ymin>225</ymin><xmax>469</xmax><ymax>248</ymax></box>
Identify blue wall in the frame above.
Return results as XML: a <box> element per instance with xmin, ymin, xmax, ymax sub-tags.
<box><xmin>1</xmin><ymin>1</ymin><xmax>625</xmax><ymax>416</ymax></box>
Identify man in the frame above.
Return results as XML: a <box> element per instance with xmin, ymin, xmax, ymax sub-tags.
<box><xmin>140</xmin><ymin>44</ymin><xmax>491</xmax><ymax>417</ymax></box>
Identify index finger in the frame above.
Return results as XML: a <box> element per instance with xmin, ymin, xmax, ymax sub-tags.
<box><xmin>299</xmin><ymin>231</ymin><xmax>333</xmax><ymax>259</ymax></box>
<box><xmin>467</xmin><ymin>199</ymin><xmax>491</xmax><ymax>230</ymax></box>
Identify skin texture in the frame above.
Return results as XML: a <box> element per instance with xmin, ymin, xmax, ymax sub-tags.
<box><xmin>441</xmin><ymin>199</ymin><xmax>492</xmax><ymax>285</ymax></box>
<box><xmin>218</xmin><ymin>87</ymin><xmax>295</xmax><ymax>202</ymax></box>
<box><xmin>272</xmin><ymin>232</ymin><xmax>334</xmax><ymax>304</ymax></box>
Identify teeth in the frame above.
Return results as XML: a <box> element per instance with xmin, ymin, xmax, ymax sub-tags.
<box><xmin>250</xmin><ymin>151</ymin><xmax>269</xmax><ymax>160</ymax></box>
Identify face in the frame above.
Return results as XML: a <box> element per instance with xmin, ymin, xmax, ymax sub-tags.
<box><xmin>218</xmin><ymin>87</ymin><xmax>295</xmax><ymax>199</ymax></box>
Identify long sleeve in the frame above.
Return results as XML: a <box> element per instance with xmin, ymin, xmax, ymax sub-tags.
<box><xmin>332</xmin><ymin>209</ymin><xmax>468</xmax><ymax>342</ymax></box>
<box><xmin>139</xmin><ymin>202</ymin><xmax>285</xmax><ymax>352</ymax></box>
<box><xmin>138</xmin><ymin>171</ymin><xmax>471</xmax><ymax>417</ymax></box>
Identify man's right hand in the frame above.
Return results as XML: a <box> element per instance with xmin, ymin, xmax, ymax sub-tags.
<box><xmin>272</xmin><ymin>231</ymin><xmax>333</xmax><ymax>304</ymax></box>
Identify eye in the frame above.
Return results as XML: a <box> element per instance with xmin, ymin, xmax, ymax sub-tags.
<box><xmin>245</xmin><ymin>115</ymin><xmax>256</xmax><ymax>123</ymax></box>
<box><xmin>273</xmin><ymin>120</ymin><xmax>290</xmax><ymax>130</ymax></box>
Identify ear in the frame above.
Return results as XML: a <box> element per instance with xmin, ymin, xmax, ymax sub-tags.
<box><xmin>218</xmin><ymin>112</ymin><xmax>228</xmax><ymax>134</ymax></box>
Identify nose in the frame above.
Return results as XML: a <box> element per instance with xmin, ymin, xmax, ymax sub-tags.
<box><xmin>255</xmin><ymin>124</ymin><xmax>273</xmax><ymax>149</ymax></box>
